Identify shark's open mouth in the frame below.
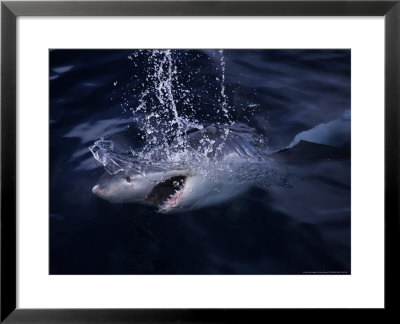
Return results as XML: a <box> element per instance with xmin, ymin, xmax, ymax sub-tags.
<box><xmin>145</xmin><ymin>175</ymin><xmax>187</xmax><ymax>210</ymax></box>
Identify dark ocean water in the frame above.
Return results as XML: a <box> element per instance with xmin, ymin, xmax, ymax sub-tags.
<box><xmin>50</xmin><ymin>49</ymin><xmax>351</xmax><ymax>274</ymax></box>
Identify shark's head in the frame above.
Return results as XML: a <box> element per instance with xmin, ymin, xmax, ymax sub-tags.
<box><xmin>92</xmin><ymin>168</ymin><xmax>248</xmax><ymax>214</ymax></box>
<box><xmin>92</xmin><ymin>172</ymin><xmax>155</xmax><ymax>203</ymax></box>
<box><xmin>92</xmin><ymin>169</ymin><xmax>194</xmax><ymax>212</ymax></box>
<box><xmin>90</xmin><ymin>124</ymin><xmax>266</xmax><ymax>213</ymax></box>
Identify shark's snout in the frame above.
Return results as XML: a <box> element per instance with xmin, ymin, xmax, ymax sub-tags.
<box><xmin>92</xmin><ymin>184</ymin><xmax>102</xmax><ymax>194</ymax></box>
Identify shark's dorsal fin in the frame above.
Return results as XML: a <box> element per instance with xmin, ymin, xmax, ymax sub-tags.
<box><xmin>167</xmin><ymin>127</ymin><xmax>201</xmax><ymax>145</ymax></box>
<box><xmin>271</xmin><ymin>140</ymin><xmax>350</xmax><ymax>163</ymax></box>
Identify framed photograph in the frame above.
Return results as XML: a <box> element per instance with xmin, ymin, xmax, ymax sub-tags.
<box><xmin>1</xmin><ymin>0</ymin><xmax>399</xmax><ymax>322</ymax></box>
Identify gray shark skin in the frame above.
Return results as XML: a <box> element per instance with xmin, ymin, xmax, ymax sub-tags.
<box><xmin>91</xmin><ymin>123</ymin><xmax>350</xmax><ymax>214</ymax></box>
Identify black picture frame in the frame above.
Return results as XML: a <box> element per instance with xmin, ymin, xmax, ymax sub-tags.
<box><xmin>1</xmin><ymin>0</ymin><xmax>399</xmax><ymax>322</ymax></box>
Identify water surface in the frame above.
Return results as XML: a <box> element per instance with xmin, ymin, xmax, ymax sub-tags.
<box><xmin>50</xmin><ymin>49</ymin><xmax>350</xmax><ymax>274</ymax></box>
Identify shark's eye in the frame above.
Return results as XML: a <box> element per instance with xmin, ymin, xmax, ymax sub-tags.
<box><xmin>126</xmin><ymin>176</ymin><xmax>133</xmax><ymax>183</ymax></box>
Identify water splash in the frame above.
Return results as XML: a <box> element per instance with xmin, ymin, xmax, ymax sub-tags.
<box><xmin>89</xmin><ymin>50</ymin><xmax>289</xmax><ymax>187</ymax></box>
<box><xmin>110</xmin><ymin>50</ymin><xmax>235</xmax><ymax>161</ymax></box>
<box><xmin>218</xmin><ymin>49</ymin><xmax>230</xmax><ymax>122</ymax></box>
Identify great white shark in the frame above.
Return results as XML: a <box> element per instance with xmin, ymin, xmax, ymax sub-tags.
<box><xmin>91</xmin><ymin>123</ymin><xmax>349</xmax><ymax>214</ymax></box>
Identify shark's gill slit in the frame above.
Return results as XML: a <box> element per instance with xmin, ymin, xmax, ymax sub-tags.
<box><xmin>145</xmin><ymin>175</ymin><xmax>187</xmax><ymax>208</ymax></box>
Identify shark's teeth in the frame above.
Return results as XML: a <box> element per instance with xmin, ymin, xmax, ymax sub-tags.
<box><xmin>159</xmin><ymin>188</ymin><xmax>185</xmax><ymax>212</ymax></box>
<box><xmin>162</xmin><ymin>191</ymin><xmax>180</xmax><ymax>206</ymax></box>
<box><xmin>145</xmin><ymin>175</ymin><xmax>186</xmax><ymax>208</ymax></box>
